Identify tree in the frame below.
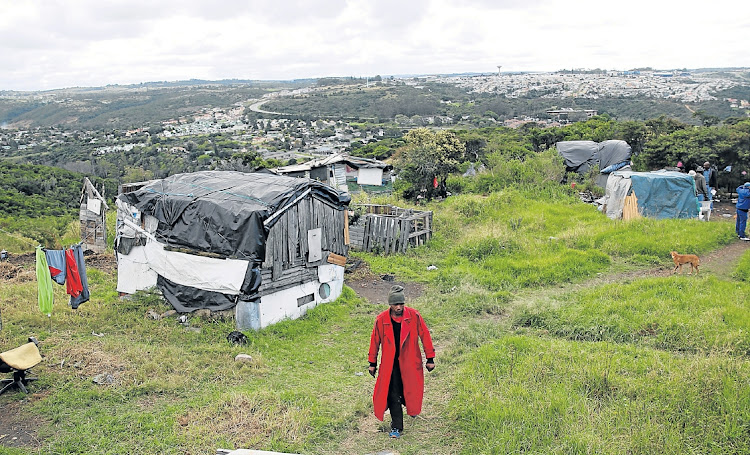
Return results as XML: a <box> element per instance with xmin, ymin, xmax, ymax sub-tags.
<box><xmin>393</xmin><ymin>128</ymin><xmax>465</xmax><ymax>200</ymax></box>
<box><xmin>617</xmin><ymin>121</ymin><xmax>648</xmax><ymax>156</ymax></box>
<box><xmin>693</xmin><ymin>110</ymin><xmax>720</xmax><ymax>127</ymax></box>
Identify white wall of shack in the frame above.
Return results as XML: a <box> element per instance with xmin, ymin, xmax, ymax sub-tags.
<box><xmin>255</xmin><ymin>264</ymin><xmax>344</xmax><ymax>328</ymax></box>
<box><xmin>356</xmin><ymin>167</ymin><xmax>383</xmax><ymax>186</ymax></box>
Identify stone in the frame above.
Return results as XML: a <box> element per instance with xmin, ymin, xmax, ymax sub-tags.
<box><xmin>194</xmin><ymin>309</ymin><xmax>212</xmax><ymax>319</ymax></box>
<box><xmin>235</xmin><ymin>354</ymin><xmax>253</xmax><ymax>362</ymax></box>
<box><xmin>92</xmin><ymin>373</ymin><xmax>115</xmax><ymax>385</ymax></box>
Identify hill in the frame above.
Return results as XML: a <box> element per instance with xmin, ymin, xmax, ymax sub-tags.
<box><xmin>0</xmin><ymin>80</ymin><xmax>310</xmax><ymax>129</ymax></box>
<box><xmin>1</xmin><ymin>69</ymin><xmax>749</xmax><ymax>129</ymax></box>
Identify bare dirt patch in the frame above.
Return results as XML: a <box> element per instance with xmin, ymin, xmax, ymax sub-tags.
<box><xmin>0</xmin><ymin>395</ymin><xmax>50</xmax><ymax>449</ymax></box>
<box><xmin>344</xmin><ymin>260</ymin><xmax>424</xmax><ymax>306</ymax></box>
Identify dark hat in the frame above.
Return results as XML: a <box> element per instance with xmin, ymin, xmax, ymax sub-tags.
<box><xmin>388</xmin><ymin>285</ymin><xmax>405</xmax><ymax>305</ymax></box>
<box><xmin>696</xmin><ymin>166</ymin><xmax>704</xmax><ymax>172</ymax></box>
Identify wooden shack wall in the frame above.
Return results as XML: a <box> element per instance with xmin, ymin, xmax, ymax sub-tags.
<box><xmin>79</xmin><ymin>203</ymin><xmax>107</xmax><ymax>253</ymax></box>
<box><xmin>259</xmin><ymin>195</ymin><xmax>349</xmax><ymax>296</ymax></box>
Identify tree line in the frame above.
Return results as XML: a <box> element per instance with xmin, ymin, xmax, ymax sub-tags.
<box><xmin>389</xmin><ymin>115</ymin><xmax>750</xmax><ymax>201</ymax></box>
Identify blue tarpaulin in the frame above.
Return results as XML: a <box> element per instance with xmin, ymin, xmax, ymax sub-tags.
<box><xmin>627</xmin><ymin>171</ymin><xmax>699</xmax><ymax>219</ymax></box>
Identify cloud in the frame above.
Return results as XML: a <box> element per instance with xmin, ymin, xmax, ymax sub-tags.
<box><xmin>0</xmin><ymin>0</ymin><xmax>749</xmax><ymax>90</ymax></box>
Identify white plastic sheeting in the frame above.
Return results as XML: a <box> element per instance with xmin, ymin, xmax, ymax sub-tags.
<box><xmin>116</xmin><ymin>239</ymin><xmax>250</xmax><ymax>295</ymax></box>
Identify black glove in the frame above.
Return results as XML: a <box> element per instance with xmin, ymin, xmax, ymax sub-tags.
<box><xmin>368</xmin><ymin>366</ymin><xmax>377</xmax><ymax>377</ymax></box>
<box><xmin>426</xmin><ymin>361</ymin><xmax>435</xmax><ymax>372</ymax></box>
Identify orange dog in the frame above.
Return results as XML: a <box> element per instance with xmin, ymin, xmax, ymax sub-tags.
<box><xmin>671</xmin><ymin>251</ymin><xmax>700</xmax><ymax>275</ymax></box>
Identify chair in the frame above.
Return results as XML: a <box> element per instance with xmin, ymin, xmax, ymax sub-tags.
<box><xmin>699</xmin><ymin>201</ymin><xmax>712</xmax><ymax>221</ymax></box>
<box><xmin>0</xmin><ymin>337</ymin><xmax>41</xmax><ymax>395</ymax></box>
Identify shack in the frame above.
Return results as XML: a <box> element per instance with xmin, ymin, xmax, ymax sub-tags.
<box><xmin>599</xmin><ymin>170</ymin><xmax>700</xmax><ymax>220</ymax></box>
<box><xmin>79</xmin><ymin>177</ymin><xmax>108</xmax><ymax>253</ymax></box>
<box><xmin>273</xmin><ymin>153</ymin><xmax>392</xmax><ymax>191</ymax></box>
<box><xmin>115</xmin><ymin>171</ymin><xmax>351</xmax><ymax>330</ymax></box>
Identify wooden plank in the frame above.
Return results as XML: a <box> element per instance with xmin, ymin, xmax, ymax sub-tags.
<box><xmin>374</xmin><ymin>216</ymin><xmax>383</xmax><ymax>252</ymax></box>
<box><xmin>263</xmin><ymin>228</ymin><xmax>274</xmax><ymax>269</ymax></box>
<box><xmin>344</xmin><ymin>210</ymin><xmax>350</xmax><ymax>246</ymax></box>
<box><xmin>399</xmin><ymin>218</ymin><xmax>409</xmax><ymax>253</ymax></box>
<box><xmin>367</xmin><ymin>215</ymin><xmax>376</xmax><ymax>252</ymax></box>
<box><xmin>327</xmin><ymin>252</ymin><xmax>346</xmax><ymax>266</ymax></box>
<box><xmin>389</xmin><ymin>218</ymin><xmax>398</xmax><ymax>254</ymax></box>
<box><xmin>322</xmin><ymin>201</ymin><xmax>331</xmax><ymax>249</ymax></box>
<box><xmin>381</xmin><ymin>218</ymin><xmax>389</xmax><ymax>252</ymax></box>
<box><xmin>380</xmin><ymin>217</ymin><xmax>389</xmax><ymax>253</ymax></box>
<box><xmin>622</xmin><ymin>193</ymin><xmax>641</xmax><ymax>221</ymax></box>
<box><xmin>258</xmin><ymin>265</ymin><xmax>318</xmax><ymax>295</ymax></box>
<box><xmin>301</xmin><ymin>197</ymin><xmax>310</xmax><ymax>260</ymax></box>
<box><xmin>281</xmin><ymin>209</ymin><xmax>289</xmax><ymax>267</ymax></box>
<box><xmin>324</xmin><ymin>203</ymin><xmax>332</xmax><ymax>250</ymax></box>
<box><xmin>273</xmin><ymin>226</ymin><xmax>283</xmax><ymax>280</ymax></box>
<box><xmin>383</xmin><ymin>217</ymin><xmax>391</xmax><ymax>253</ymax></box>
<box><xmin>331</xmin><ymin>210</ymin><xmax>342</xmax><ymax>255</ymax></box>
<box><xmin>288</xmin><ymin>206</ymin><xmax>298</xmax><ymax>266</ymax></box>
<box><xmin>363</xmin><ymin>216</ymin><xmax>371</xmax><ymax>252</ymax></box>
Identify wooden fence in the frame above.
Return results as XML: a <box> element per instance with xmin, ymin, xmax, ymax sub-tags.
<box><xmin>349</xmin><ymin>204</ymin><xmax>432</xmax><ymax>254</ymax></box>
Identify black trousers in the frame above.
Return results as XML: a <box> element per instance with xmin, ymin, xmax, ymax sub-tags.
<box><xmin>387</xmin><ymin>360</ymin><xmax>404</xmax><ymax>431</ymax></box>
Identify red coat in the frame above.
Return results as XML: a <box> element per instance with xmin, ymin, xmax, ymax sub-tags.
<box><xmin>368</xmin><ymin>306</ymin><xmax>435</xmax><ymax>420</ymax></box>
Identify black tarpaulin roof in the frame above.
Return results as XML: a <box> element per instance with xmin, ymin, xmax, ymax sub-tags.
<box><xmin>118</xmin><ymin>170</ymin><xmax>351</xmax><ymax>262</ymax></box>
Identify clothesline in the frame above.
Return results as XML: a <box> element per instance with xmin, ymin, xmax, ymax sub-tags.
<box><xmin>36</xmin><ymin>244</ymin><xmax>90</xmax><ymax>315</ymax></box>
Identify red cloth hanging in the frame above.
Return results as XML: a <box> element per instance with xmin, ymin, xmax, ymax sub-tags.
<box><xmin>65</xmin><ymin>248</ymin><xmax>83</xmax><ymax>298</ymax></box>
<box><xmin>432</xmin><ymin>176</ymin><xmax>438</xmax><ymax>188</ymax></box>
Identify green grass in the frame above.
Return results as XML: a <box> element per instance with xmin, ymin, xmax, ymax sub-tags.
<box><xmin>453</xmin><ymin>336</ymin><xmax>750</xmax><ymax>454</ymax></box>
<box><xmin>733</xmin><ymin>249</ymin><xmax>750</xmax><ymax>282</ymax></box>
<box><xmin>512</xmin><ymin>275</ymin><xmax>750</xmax><ymax>356</ymax></box>
<box><xmin>357</xmin><ymin>191</ymin><xmax>734</xmax><ymax>291</ymax></box>
<box><xmin>2</xmin><ymin>189</ymin><xmax>748</xmax><ymax>454</ymax></box>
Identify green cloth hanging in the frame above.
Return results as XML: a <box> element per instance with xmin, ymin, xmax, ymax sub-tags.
<box><xmin>36</xmin><ymin>246</ymin><xmax>54</xmax><ymax>316</ymax></box>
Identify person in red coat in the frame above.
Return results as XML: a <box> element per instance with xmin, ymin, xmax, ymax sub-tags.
<box><xmin>368</xmin><ymin>285</ymin><xmax>435</xmax><ymax>439</ymax></box>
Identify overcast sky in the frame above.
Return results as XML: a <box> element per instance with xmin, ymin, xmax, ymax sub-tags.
<box><xmin>2</xmin><ymin>0</ymin><xmax>749</xmax><ymax>91</ymax></box>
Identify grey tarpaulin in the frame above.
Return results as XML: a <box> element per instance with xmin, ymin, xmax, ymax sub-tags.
<box><xmin>557</xmin><ymin>140</ymin><xmax>599</xmax><ymax>175</ymax></box>
<box><xmin>601</xmin><ymin>173</ymin><xmax>633</xmax><ymax>219</ymax></box>
<box><xmin>595</xmin><ymin>140</ymin><xmax>632</xmax><ymax>187</ymax></box>
<box><xmin>557</xmin><ymin>140</ymin><xmax>632</xmax><ymax>187</ymax></box>
<box><xmin>156</xmin><ymin>266</ymin><xmax>261</xmax><ymax>313</ymax></box>
<box><xmin>119</xmin><ymin>170</ymin><xmax>351</xmax><ymax>262</ymax></box>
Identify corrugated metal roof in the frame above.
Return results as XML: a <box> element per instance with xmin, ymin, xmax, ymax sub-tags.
<box><xmin>274</xmin><ymin>153</ymin><xmax>391</xmax><ymax>174</ymax></box>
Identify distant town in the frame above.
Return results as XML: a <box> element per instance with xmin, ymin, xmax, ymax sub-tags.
<box><xmin>1</xmin><ymin>69</ymin><xmax>749</xmax><ymax>173</ymax></box>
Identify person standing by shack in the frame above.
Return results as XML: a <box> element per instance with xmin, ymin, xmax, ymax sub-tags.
<box><xmin>690</xmin><ymin>169</ymin><xmax>709</xmax><ymax>201</ymax></box>
<box><xmin>736</xmin><ymin>182</ymin><xmax>750</xmax><ymax>240</ymax></box>
<box><xmin>703</xmin><ymin>161</ymin><xmax>718</xmax><ymax>207</ymax></box>
<box><xmin>368</xmin><ymin>285</ymin><xmax>435</xmax><ymax>439</ymax></box>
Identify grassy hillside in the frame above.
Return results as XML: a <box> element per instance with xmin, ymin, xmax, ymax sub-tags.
<box><xmin>2</xmin><ymin>185</ymin><xmax>747</xmax><ymax>454</ymax></box>
<box><xmin>0</xmin><ymin>81</ymin><xmax>306</xmax><ymax>129</ymax></box>
<box><xmin>0</xmin><ymin>162</ymin><xmax>118</xmax><ymax>249</ymax></box>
